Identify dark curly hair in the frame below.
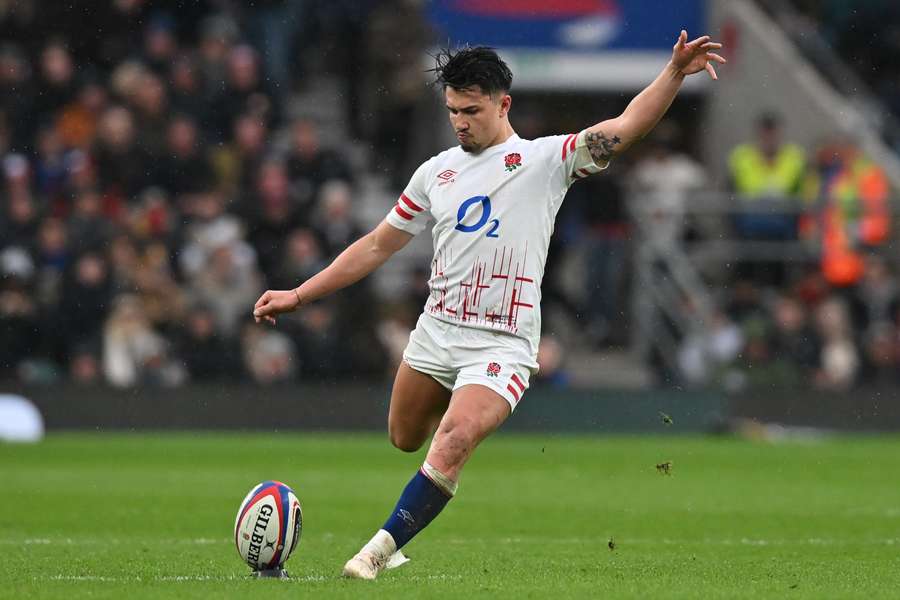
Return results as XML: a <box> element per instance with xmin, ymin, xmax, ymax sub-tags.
<box><xmin>429</xmin><ymin>46</ymin><xmax>513</xmax><ymax>96</ymax></box>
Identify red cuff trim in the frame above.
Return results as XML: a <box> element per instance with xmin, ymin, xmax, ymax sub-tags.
<box><xmin>400</xmin><ymin>193</ymin><xmax>423</xmax><ymax>212</ymax></box>
<box><xmin>561</xmin><ymin>133</ymin><xmax>576</xmax><ymax>161</ymax></box>
<box><xmin>394</xmin><ymin>205</ymin><xmax>414</xmax><ymax>220</ymax></box>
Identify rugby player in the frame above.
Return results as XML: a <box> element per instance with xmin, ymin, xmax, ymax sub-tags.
<box><xmin>253</xmin><ymin>30</ymin><xmax>724</xmax><ymax>579</ymax></box>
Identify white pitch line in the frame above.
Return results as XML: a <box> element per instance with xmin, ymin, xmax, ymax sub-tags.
<box><xmin>41</xmin><ymin>574</ymin><xmax>326</xmax><ymax>583</ymax></box>
<box><xmin>38</xmin><ymin>573</ymin><xmax>458</xmax><ymax>584</ymax></box>
<box><xmin>2</xmin><ymin>538</ymin><xmax>230</xmax><ymax>546</ymax></box>
<box><xmin>7</xmin><ymin>536</ymin><xmax>900</xmax><ymax>548</ymax></box>
<box><xmin>447</xmin><ymin>537</ymin><xmax>900</xmax><ymax>547</ymax></box>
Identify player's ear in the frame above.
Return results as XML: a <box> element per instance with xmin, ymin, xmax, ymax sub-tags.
<box><xmin>499</xmin><ymin>94</ymin><xmax>512</xmax><ymax>118</ymax></box>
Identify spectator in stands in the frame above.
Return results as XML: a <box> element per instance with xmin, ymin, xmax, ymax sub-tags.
<box><xmin>0</xmin><ymin>43</ymin><xmax>35</xmax><ymax>152</ymax></box>
<box><xmin>271</xmin><ymin>228</ymin><xmax>327</xmax><ymax>291</ymax></box>
<box><xmin>57</xmin><ymin>79</ymin><xmax>108</xmax><ymax>150</ymax></box>
<box><xmin>141</xmin><ymin>15</ymin><xmax>179</xmax><ymax>76</ymax></box>
<box><xmin>33</xmin><ymin>126</ymin><xmax>68</xmax><ymax>208</ymax></box>
<box><xmin>728</xmin><ymin>112</ymin><xmax>806</xmax><ymax>284</ymax></box>
<box><xmin>107</xmin><ymin>233</ymin><xmax>140</xmax><ymax>295</ymax></box>
<box><xmin>68</xmin><ymin>188</ymin><xmax>115</xmax><ymax>254</ymax></box>
<box><xmin>768</xmin><ymin>293</ymin><xmax>820</xmax><ymax>386</ymax></box>
<box><xmin>34</xmin><ymin>41</ymin><xmax>78</xmax><ymax>124</ymax></box>
<box><xmin>178</xmin><ymin>190</ymin><xmax>244</xmax><ymax>279</ymax></box>
<box><xmin>312</xmin><ymin>180</ymin><xmax>361</xmax><ymax>258</ymax></box>
<box><xmin>286</xmin><ymin>118</ymin><xmax>353</xmax><ymax>203</ymax></box>
<box><xmin>127</xmin><ymin>239</ymin><xmax>186</xmax><ymax>334</ymax></box>
<box><xmin>210</xmin><ymin>112</ymin><xmax>269</xmax><ymax>198</ymax></box>
<box><xmin>291</xmin><ymin>302</ymin><xmax>345</xmax><ymax>379</ymax></box>
<box><xmin>33</xmin><ymin>216</ymin><xmax>69</xmax><ymax>309</ymax></box>
<box><xmin>176</xmin><ymin>302</ymin><xmax>242</xmax><ymax>381</ymax></box>
<box><xmin>241</xmin><ymin>0</ymin><xmax>300</xmax><ymax>98</ymax></box>
<box><xmin>129</xmin><ymin>70</ymin><xmax>169</xmax><ymax>157</ymax></box>
<box><xmin>241</xmin><ymin>321</ymin><xmax>297</xmax><ymax>384</ymax></box>
<box><xmin>155</xmin><ymin>114</ymin><xmax>215</xmax><ymax>197</ymax></box>
<box><xmin>812</xmin><ymin>296</ymin><xmax>859</xmax><ymax>390</ymax></box>
<box><xmin>628</xmin><ymin>122</ymin><xmax>707</xmax><ymax>248</ymax></box>
<box><xmin>210</xmin><ymin>44</ymin><xmax>279</xmax><ymax>142</ymax></box>
<box><xmin>849</xmin><ymin>254</ymin><xmax>899</xmax><ymax>331</ymax></box>
<box><xmin>92</xmin><ymin>105</ymin><xmax>151</xmax><ymax>202</ymax></box>
<box><xmin>859</xmin><ymin>321</ymin><xmax>898</xmax><ymax>386</ymax></box>
<box><xmin>59</xmin><ymin>251</ymin><xmax>113</xmax><ymax>351</ymax></box>
<box><xmin>1</xmin><ymin>156</ymin><xmax>40</xmax><ymax>249</ymax></box>
<box><xmin>243</xmin><ymin>159</ymin><xmax>305</xmax><ymax>280</ymax></box>
<box><xmin>804</xmin><ymin>137</ymin><xmax>890</xmax><ymax>288</ymax></box>
<box><xmin>677</xmin><ymin>310</ymin><xmax>744</xmax><ymax>386</ymax></box>
<box><xmin>102</xmin><ymin>293</ymin><xmax>185</xmax><ymax>388</ymax></box>
<box><xmin>197</xmin><ymin>14</ymin><xmax>238</xmax><ymax>106</ymax></box>
<box><xmin>168</xmin><ymin>54</ymin><xmax>206</xmax><ymax>122</ymax></box>
<box><xmin>69</xmin><ymin>342</ymin><xmax>102</xmax><ymax>385</ymax></box>
<box><xmin>187</xmin><ymin>227</ymin><xmax>262</xmax><ymax>339</ymax></box>
<box><xmin>0</xmin><ymin>248</ymin><xmax>39</xmax><ymax>379</ymax></box>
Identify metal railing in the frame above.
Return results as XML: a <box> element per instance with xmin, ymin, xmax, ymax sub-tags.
<box><xmin>627</xmin><ymin>189</ymin><xmax>895</xmax><ymax>376</ymax></box>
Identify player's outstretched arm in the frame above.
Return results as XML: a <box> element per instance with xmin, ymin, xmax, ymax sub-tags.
<box><xmin>583</xmin><ymin>30</ymin><xmax>726</xmax><ymax>164</ymax></box>
<box><xmin>253</xmin><ymin>220</ymin><xmax>413</xmax><ymax>324</ymax></box>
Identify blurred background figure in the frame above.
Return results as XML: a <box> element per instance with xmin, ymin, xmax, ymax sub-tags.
<box><xmin>728</xmin><ymin>112</ymin><xmax>807</xmax><ymax>286</ymax></box>
<box><xmin>803</xmin><ymin>137</ymin><xmax>889</xmax><ymax>288</ymax></box>
<box><xmin>102</xmin><ymin>294</ymin><xmax>185</xmax><ymax>388</ymax></box>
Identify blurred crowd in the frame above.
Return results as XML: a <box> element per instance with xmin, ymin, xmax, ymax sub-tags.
<box><xmin>663</xmin><ymin>112</ymin><xmax>896</xmax><ymax>392</ymax></box>
<box><xmin>0</xmin><ymin>1</ymin><xmax>897</xmax><ymax>394</ymax></box>
<box><xmin>0</xmin><ymin>0</ymin><xmax>430</xmax><ymax>387</ymax></box>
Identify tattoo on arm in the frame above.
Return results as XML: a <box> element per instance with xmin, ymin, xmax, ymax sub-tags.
<box><xmin>584</xmin><ymin>131</ymin><xmax>622</xmax><ymax>164</ymax></box>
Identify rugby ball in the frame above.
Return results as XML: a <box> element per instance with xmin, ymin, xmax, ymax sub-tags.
<box><xmin>234</xmin><ymin>480</ymin><xmax>302</xmax><ymax>571</ymax></box>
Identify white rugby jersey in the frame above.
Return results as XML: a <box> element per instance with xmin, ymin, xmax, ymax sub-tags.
<box><xmin>385</xmin><ymin>130</ymin><xmax>608</xmax><ymax>357</ymax></box>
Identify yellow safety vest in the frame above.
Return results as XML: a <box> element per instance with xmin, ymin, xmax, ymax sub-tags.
<box><xmin>729</xmin><ymin>143</ymin><xmax>806</xmax><ymax>199</ymax></box>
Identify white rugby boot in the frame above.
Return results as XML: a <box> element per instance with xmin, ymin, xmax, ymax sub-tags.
<box><xmin>342</xmin><ymin>529</ymin><xmax>402</xmax><ymax>580</ymax></box>
<box><xmin>342</xmin><ymin>550</ymin><xmax>387</xmax><ymax>580</ymax></box>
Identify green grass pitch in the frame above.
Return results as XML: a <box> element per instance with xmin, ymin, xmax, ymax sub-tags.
<box><xmin>3</xmin><ymin>432</ymin><xmax>900</xmax><ymax>598</ymax></box>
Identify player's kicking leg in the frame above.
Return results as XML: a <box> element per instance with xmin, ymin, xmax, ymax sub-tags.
<box><xmin>343</xmin><ymin>383</ymin><xmax>510</xmax><ymax>580</ymax></box>
<box><xmin>387</xmin><ymin>362</ymin><xmax>452</xmax><ymax>452</ymax></box>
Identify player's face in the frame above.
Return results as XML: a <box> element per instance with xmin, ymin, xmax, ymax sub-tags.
<box><xmin>445</xmin><ymin>86</ymin><xmax>510</xmax><ymax>153</ymax></box>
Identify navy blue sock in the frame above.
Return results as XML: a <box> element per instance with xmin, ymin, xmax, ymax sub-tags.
<box><xmin>382</xmin><ymin>469</ymin><xmax>452</xmax><ymax>549</ymax></box>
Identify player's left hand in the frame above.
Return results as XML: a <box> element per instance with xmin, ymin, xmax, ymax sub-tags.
<box><xmin>670</xmin><ymin>30</ymin><xmax>726</xmax><ymax>80</ymax></box>
<box><xmin>253</xmin><ymin>289</ymin><xmax>302</xmax><ymax>325</ymax></box>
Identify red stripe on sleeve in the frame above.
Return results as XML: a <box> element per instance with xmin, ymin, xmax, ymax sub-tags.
<box><xmin>578</xmin><ymin>168</ymin><xmax>591</xmax><ymax>177</ymax></box>
<box><xmin>569</xmin><ymin>133</ymin><xmax>577</xmax><ymax>154</ymax></box>
<box><xmin>506</xmin><ymin>383</ymin><xmax>520</xmax><ymax>403</ymax></box>
<box><xmin>394</xmin><ymin>205</ymin><xmax>414</xmax><ymax>220</ymax></box>
<box><xmin>561</xmin><ymin>134</ymin><xmax>576</xmax><ymax>161</ymax></box>
<box><xmin>400</xmin><ymin>194</ymin><xmax>423</xmax><ymax>212</ymax></box>
<box><xmin>511</xmin><ymin>373</ymin><xmax>526</xmax><ymax>393</ymax></box>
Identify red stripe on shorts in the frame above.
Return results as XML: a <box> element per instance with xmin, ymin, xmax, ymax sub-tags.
<box><xmin>511</xmin><ymin>373</ymin><xmax>525</xmax><ymax>393</ymax></box>
<box><xmin>506</xmin><ymin>383</ymin><xmax>520</xmax><ymax>403</ymax></box>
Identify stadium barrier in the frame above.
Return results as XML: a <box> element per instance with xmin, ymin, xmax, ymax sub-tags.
<box><xmin>7</xmin><ymin>383</ymin><xmax>899</xmax><ymax>432</ymax></box>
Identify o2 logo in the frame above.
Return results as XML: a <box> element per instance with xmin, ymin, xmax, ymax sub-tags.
<box><xmin>454</xmin><ymin>195</ymin><xmax>500</xmax><ymax>238</ymax></box>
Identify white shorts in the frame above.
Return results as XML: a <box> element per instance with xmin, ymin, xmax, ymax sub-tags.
<box><xmin>402</xmin><ymin>313</ymin><xmax>539</xmax><ymax>411</ymax></box>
